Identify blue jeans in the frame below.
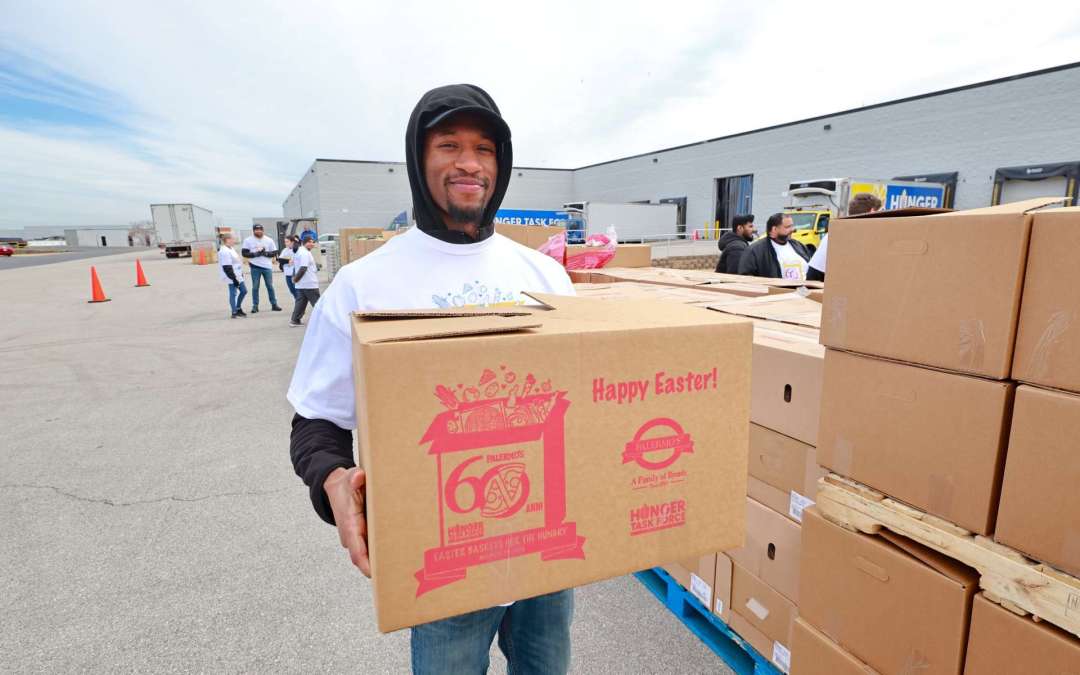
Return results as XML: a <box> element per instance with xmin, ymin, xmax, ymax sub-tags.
<box><xmin>249</xmin><ymin>265</ymin><xmax>277</xmax><ymax>308</ymax></box>
<box><xmin>410</xmin><ymin>590</ymin><xmax>573</xmax><ymax>675</ymax></box>
<box><xmin>284</xmin><ymin>274</ymin><xmax>298</xmax><ymax>299</ymax></box>
<box><xmin>228</xmin><ymin>281</ymin><xmax>247</xmax><ymax>314</ymax></box>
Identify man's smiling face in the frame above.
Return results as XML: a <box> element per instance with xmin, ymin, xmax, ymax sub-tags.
<box><xmin>423</xmin><ymin>112</ymin><xmax>498</xmax><ymax>228</ymax></box>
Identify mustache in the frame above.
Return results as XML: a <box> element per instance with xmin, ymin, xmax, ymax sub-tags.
<box><xmin>445</xmin><ymin>173</ymin><xmax>490</xmax><ymax>188</ymax></box>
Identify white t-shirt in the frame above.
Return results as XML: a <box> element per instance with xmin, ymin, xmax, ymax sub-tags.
<box><xmin>287</xmin><ymin>226</ymin><xmax>576</xmax><ymax>430</ymax></box>
<box><xmin>218</xmin><ymin>245</ymin><xmax>244</xmax><ymax>284</ymax></box>
<box><xmin>771</xmin><ymin>240</ymin><xmax>808</xmax><ymax>281</ymax></box>
<box><xmin>279</xmin><ymin>247</ymin><xmax>295</xmax><ymax>276</ymax></box>
<box><xmin>808</xmin><ymin>234</ymin><xmax>828</xmax><ymax>274</ymax></box>
<box><xmin>292</xmin><ymin>246</ymin><xmax>320</xmax><ymax>290</ymax></box>
<box><xmin>242</xmin><ymin>234</ymin><xmax>278</xmax><ymax>269</ymax></box>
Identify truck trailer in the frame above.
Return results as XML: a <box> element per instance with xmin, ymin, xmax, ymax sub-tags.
<box><xmin>150</xmin><ymin>204</ymin><xmax>215</xmax><ymax>258</ymax></box>
<box><xmin>783</xmin><ymin>177</ymin><xmax>948</xmax><ymax>252</ymax></box>
<box><xmin>561</xmin><ymin>202</ymin><xmax>679</xmax><ymax>243</ymax></box>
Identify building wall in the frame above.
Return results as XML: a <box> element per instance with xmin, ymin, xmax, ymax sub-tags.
<box><xmin>65</xmin><ymin>228</ymin><xmax>133</xmax><ymax>247</ymax></box>
<box><xmin>282</xmin><ymin>65</ymin><xmax>1080</xmax><ymax>234</ymax></box>
<box><xmin>572</xmin><ymin>65</ymin><xmax>1080</xmax><ymax>230</ymax></box>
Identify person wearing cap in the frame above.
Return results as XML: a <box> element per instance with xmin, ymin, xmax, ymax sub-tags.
<box><xmin>288</xmin><ymin>234</ymin><xmax>320</xmax><ymax>327</ymax></box>
<box><xmin>241</xmin><ymin>224</ymin><xmax>282</xmax><ymax>313</ymax></box>
<box><xmin>287</xmin><ymin>84</ymin><xmax>575</xmax><ymax>673</ymax></box>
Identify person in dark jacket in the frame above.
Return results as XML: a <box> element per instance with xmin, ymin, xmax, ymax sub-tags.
<box><xmin>715</xmin><ymin>214</ymin><xmax>755</xmax><ymax>273</ymax></box>
<box><xmin>287</xmin><ymin>84</ymin><xmax>575</xmax><ymax>674</ymax></box>
<box><xmin>737</xmin><ymin>212</ymin><xmax>812</xmax><ymax>279</ymax></box>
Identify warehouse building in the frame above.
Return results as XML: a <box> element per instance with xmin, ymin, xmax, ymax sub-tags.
<box><xmin>284</xmin><ymin>62</ymin><xmax>1080</xmax><ymax>234</ymax></box>
<box><xmin>63</xmin><ymin>226</ymin><xmax>149</xmax><ymax>248</ymax></box>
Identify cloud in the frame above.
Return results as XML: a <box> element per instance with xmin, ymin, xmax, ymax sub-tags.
<box><xmin>1</xmin><ymin>0</ymin><xmax>1078</xmax><ymax>228</ymax></box>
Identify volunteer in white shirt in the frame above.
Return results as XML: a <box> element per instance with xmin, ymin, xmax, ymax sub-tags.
<box><xmin>288</xmin><ymin>234</ymin><xmax>321</xmax><ymax>327</ymax></box>
<box><xmin>278</xmin><ymin>235</ymin><xmax>298</xmax><ymax>299</ymax></box>
<box><xmin>241</xmin><ymin>224</ymin><xmax>282</xmax><ymax>313</ymax></box>
<box><xmin>807</xmin><ymin>234</ymin><xmax>828</xmax><ymax>281</ymax></box>
<box><xmin>287</xmin><ymin>84</ymin><xmax>575</xmax><ymax>674</ymax></box>
<box><xmin>218</xmin><ymin>233</ymin><xmax>247</xmax><ymax>318</ymax></box>
<box><xmin>737</xmin><ymin>212</ymin><xmax>812</xmax><ymax>280</ymax></box>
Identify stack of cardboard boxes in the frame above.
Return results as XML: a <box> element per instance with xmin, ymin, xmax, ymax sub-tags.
<box><xmin>661</xmin><ymin>292</ymin><xmax>825</xmax><ymax>674</ymax></box>
<box><xmin>795</xmin><ymin>200</ymin><xmax>1080</xmax><ymax>674</ymax></box>
<box><xmin>338</xmin><ymin>227</ymin><xmax>398</xmax><ymax>266</ymax></box>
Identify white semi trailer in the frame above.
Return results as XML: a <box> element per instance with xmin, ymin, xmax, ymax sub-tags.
<box><xmin>562</xmin><ymin>202</ymin><xmax>679</xmax><ymax>243</ymax></box>
<box><xmin>150</xmin><ymin>203</ymin><xmax>215</xmax><ymax>258</ymax></box>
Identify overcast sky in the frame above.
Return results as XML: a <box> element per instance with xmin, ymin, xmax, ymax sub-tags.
<box><xmin>2</xmin><ymin>1</ymin><xmax>1079</xmax><ymax>229</ymax></box>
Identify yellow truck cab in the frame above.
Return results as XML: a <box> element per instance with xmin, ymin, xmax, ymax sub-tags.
<box><xmin>784</xmin><ymin>207</ymin><xmax>830</xmax><ymax>253</ymax></box>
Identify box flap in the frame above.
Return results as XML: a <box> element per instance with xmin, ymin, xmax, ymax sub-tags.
<box><xmin>357</xmin><ymin>307</ymin><xmax>534</xmax><ymax>320</ymax></box>
<box><xmin>708</xmin><ymin>293</ymin><xmax>822</xmax><ymax>328</ymax></box>
<box><xmin>932</xmin><ymin>196</ymin><xmax>1067</xmax><ymax>216</ymax></box>
<box><xmin>352</xmin><ymin>312</ymin><xmax>541</xmax><ymax>343</ymax></box>
<box><xmin>840</xmin><ymin>207</ymin><xmax>952</xmax><ymax>219</ymax></box>
<box><xmin>879</xmin><ymin>530</ymin><xmax>978</xmax><ymax>587</ymax></box>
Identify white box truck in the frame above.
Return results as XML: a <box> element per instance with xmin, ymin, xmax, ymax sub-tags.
<box><xmin>561</xmin><ymin>202</ymin><xmax>679</xmax><ymax>243</ymax></box>
<box><xmin>150</xmin><ymin>203</ymin><xmax>215</xmax><ymax>258</ymax></box>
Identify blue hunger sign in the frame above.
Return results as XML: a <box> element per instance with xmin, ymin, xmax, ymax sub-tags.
<box><xmin>494</xmin><ymin>209</ymin><xmax>571</xmax><ymax>227</ymax></box>
<box><xmin>884</xmin><ymin>184</ymin><xmax>945</xmax><ymax>210</ymax></box>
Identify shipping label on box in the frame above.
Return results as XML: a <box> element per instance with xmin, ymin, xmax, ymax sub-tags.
<box><xmin>353</xmin><ymin>295</ymin><xmax>751</xmax><ymax>631</ymax></box>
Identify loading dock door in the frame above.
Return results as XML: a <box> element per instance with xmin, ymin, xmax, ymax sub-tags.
<box><xmin>992</xmin><ymin>162</ymin><xmax>1079</xmax><ymax>206</ymax></box>
<box><xmin>714</xmin><ymin>175</ymin><xmax>754</xmax><ymax>238</ymax></box>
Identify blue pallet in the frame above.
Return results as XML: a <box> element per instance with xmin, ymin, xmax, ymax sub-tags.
<box><xmin>635</xmin><ymin>567</ymin><xmax>784</xmax><ymax>675</ymax></box>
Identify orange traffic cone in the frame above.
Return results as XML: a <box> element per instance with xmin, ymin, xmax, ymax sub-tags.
<box><xmin>135</xmin><ymin>260</ymin><xmax>150</xmax><ymax>287</ymax></box>
<box><xmin>88</xmin><ymin>266</ymin><xmax>110</xmax><ymax>303</ymax></box>
<box><xmin>198</xmin><ymin>249</ymin><xmax>207</xmax><ymax>265</ymax></box>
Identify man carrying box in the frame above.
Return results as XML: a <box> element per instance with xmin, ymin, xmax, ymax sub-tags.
<box><xmin>287</xmin><ymin>84</ymin><xmax>575</xmax><ymax>673</ymax></box>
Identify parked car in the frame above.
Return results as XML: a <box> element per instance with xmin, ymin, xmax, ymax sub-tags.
<box><xmin>0</xmin><ymin>245</ymin><xmax>15</xmax><ymax>257</ymax></box>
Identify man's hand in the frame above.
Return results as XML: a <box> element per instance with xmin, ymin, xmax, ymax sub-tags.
<box><xmin>324</xmin><ymin>467</ymin><xmax>370</xmax><ymax>577</ymax></box>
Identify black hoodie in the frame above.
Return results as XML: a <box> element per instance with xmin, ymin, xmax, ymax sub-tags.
<box><xmin>715</xmin><ymin>230</ymin><xmax>749</xmax><ymax>273</ymax></box>
<box><xmin>404</xmin><ymin>84</ymin><xmax>513</xmax><ymax>244</ymax></box>
<box><xmin>289</xmin><ymin>84</ymin><xmax>515</xmax><ymax>524</ymax></box>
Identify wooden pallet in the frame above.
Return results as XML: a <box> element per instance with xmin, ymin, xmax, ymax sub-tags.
<box><xmin>635</xmin><ymin>567</ymin><xmax>785</xmax><ymax>675</ymax></box>
<box><xmin>815</xmin><ymin>473</ymin><xmax>1080</xmax><ymax>639</ymax></box>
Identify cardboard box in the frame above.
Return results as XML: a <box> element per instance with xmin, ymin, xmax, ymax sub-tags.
<box><xmin>347</xmin><ymin>238</ymin><xmax>388</xmax><ymax>264</ymax></box>
<box><xmin>495</xmin><ymin>223</ymin><xmax>566</xmax><ymax>250</ymax></box>
<box><xmin>730</xmin><ymin>562</ymin><xmax>798</xmax><ymax>672</ymax></box>
<box><xmin>995</xmin><ymin>385</ymin><xmax>1080</xmax><ymax>577</ymax></box>
<box><xmin>790</xmin><ymin>618</ymin><xmax>879</xmax><ymax>675</ymax></box>
<box><xmin>1012</xmin><ymin>207</ymin><xmax>1080</xmax><ymax>394</ymax></box>
<box><xmin>729</xmin><ymin>612</ymin><xmax>792</xmax><ymax>673</ymax></box>
<box><xmin>711</xmin><ymin>552</ymin><xmax>733</xmax><ymax>622</ymax></box>
<box><xmin>963</xmin><ymin>593</ymin><xmax>1080</xmax><ymax>674</ymax></box>
<box><xmin>661</xmin><ymin>554</ymin><xmax>719</xmax><ymax>611</ymax></box>
<box><xmin>710</xmin><ymin>293</ymin><xmax>822</xmax><ymax>329</ymax></box>
<box><xmin>339</xmin><ymin>227</ymin><xmax>397</xmax><ymax>265</ymax></box>
<box><xmin>817</xmin><ymin>349</ymin><xmax>1014</xmax><ymax>535</ymax></box>
<box><xmin>587</xmin><ymin>266</ymin><xmax>822</xmax><ymax>292</ymax></box>
<box><xmin>820</xmin><ymin>199</ymin><xmax>1062</xmax><ymax>379</ymax></box>
<box><xmin>751</xmin><ymin>324</ymin><xmax>825</xmax><ymax>447</ymax></box>
<box><xmin>567</xmin><ymin>243</ymin><xmax>652</xmax><ymax>268</ymax></box>
<box><xmin>747</xmin><ymin>424</ymin><xmax>825</xmax><ymax>523</ymax></box>
<box><xmin>728</xmin><ymin>497</ymin><xmax>802</xmax><ymax>603</ymax></box>
<box><xmin>799</xmin><ymin>508</ymin><xmax>978</xmax><ymax>675</ymax></box>
<box><xmin>747</xmin><ymin>477</ymin><xmax>798</xmax><ymax>526</ymax></box>
<box><xmin>352</xmin><ymin>294</ymin><xmax>752</xmax><ymax>631</ymax></box>
<box><xmin>572</xmin><ymin>282</ymin><xmax>750</xmax><ymax>306</ymax></box>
